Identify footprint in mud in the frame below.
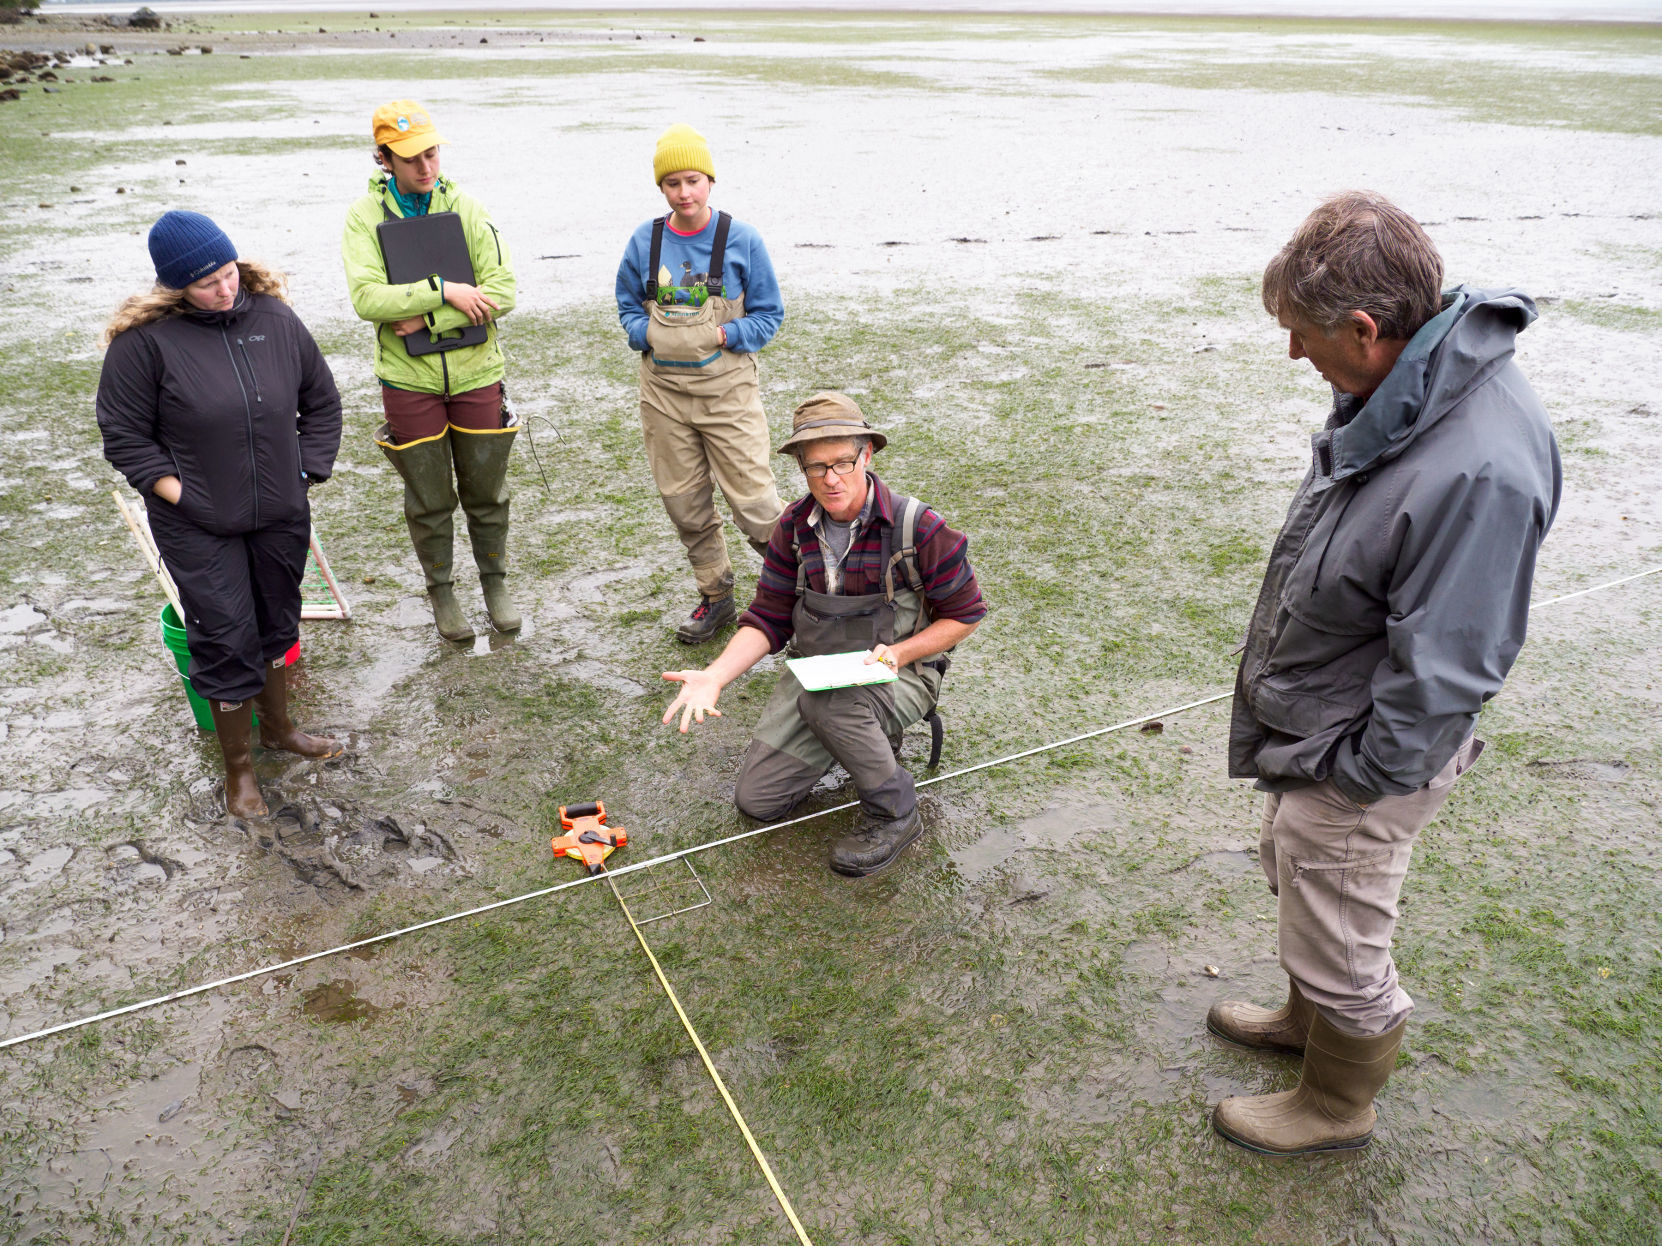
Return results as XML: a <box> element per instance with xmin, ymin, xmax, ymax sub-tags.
<box><xmin>224</xmin><ymin>1043</ymin><xmax>278</xmax><ymax>1088</ymax></box>
<box><xmin>1526</xmin><ymin>758</ymin><xmax>1630</xmax><ymax>783</ymax></box>
<box><xmin>257</xmin><ymin>799</ymin><xmax>466</xmax><ymax>895</ymax></box>
<box><xmin>183</xmin><ymin>747</ymin><xmax>363</xmax><ymax>825</ymax></box>
<box><xmin>302</xmin><ymin>978</ymin><xmax>390</xmax><ymax>1024</ymax></box>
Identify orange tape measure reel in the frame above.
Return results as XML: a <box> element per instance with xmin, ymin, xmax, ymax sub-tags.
<box><xmin>552</xmin><ymin>801</ymin><xmax>627</xmax><ymax>875</ymax></box>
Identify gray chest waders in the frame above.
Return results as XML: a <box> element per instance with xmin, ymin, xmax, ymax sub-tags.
<box><xmin>732</xmin><ymin>496</ymin><xmax>946</xmax><ymax>823</ymax></box>
<box><xmin>795</xmin><ymin>493</ymin><xmax>947</xmax><ymax>767</ymax></box>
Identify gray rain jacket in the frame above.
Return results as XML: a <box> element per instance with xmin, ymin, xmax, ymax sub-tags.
<box><xmin>1228</xmin><ymin>285</ymin><xmax>1562</xmax><ymax>806</ymax></box>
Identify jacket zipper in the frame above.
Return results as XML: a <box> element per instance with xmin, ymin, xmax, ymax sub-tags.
<box><xmin>220</xmin><ymin>327</ymin><xmax>260</xmax><ymax>529</ymax></box>
<box><xmin>487</xmin><ymin>221</ymin><xmax>502</xmax><ymax>265</ymax></box>
<box><xmin>386</xmin><ymin>178</ymin><xmax>458</xmax><ymax>395</ymax></box>
<box><xmin>237</xmin><ymin>339</ymin><xmax>263</xmax><ymax>404</ymax></box>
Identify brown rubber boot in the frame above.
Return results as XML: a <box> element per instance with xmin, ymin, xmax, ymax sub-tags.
<box><xmin>1207</xmin><ymin>977</ymin><xmax>1314</xmax><ymax>1054</ymax></box>
<box><xmin>208</xmin><ymin>698</ymin><xmax>267</xmax><ymax>818</ymax></box>
<box><xmin>253</xmin><ymin>661</ymin><xmax>342</xmax><ymax>759</ymax></box>
<box><xmin>1212</xmin><ymin>1012</ymin><xmax>1406</xmax><ymax>1155</ymax></box>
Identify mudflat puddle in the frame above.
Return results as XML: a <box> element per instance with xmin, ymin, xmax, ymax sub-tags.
<box><xmin>949</xmin><ymin>800</ymin><xmax>1109</xmax><ymax>882</ymax></box>
<box><xmin>303</xmin><ymin>978</ymin><xmax>394</xmax><ymax>1024</ymax></box>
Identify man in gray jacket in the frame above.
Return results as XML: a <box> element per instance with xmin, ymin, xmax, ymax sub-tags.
<box><xmin>1208</xmin><ymin>191</ymin><xmax>1561</xmax><ymax>1155</ymax></box>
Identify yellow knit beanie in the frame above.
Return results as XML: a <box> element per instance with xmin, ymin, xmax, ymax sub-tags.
<box><xmin>653</xmin><ymin>124</ymin><xmax>715</xmax><ymax>185</ymax></box>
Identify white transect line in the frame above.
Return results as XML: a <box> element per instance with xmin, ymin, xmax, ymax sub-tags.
<box><xmin>1</xmin><ymin>564</ymin><xmax>1656</xmax><ymax>1054</ymax></box>
<box><xmin>1527</xmin><ymin>565</ymin><xmax>1661</xmax><ymax>609</ymax></box>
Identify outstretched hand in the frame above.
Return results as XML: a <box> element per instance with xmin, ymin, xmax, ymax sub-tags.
<box><xmin>662</xmin><ymin>669</ymin><xmax>723</xmax><ymax>734</ymax></box>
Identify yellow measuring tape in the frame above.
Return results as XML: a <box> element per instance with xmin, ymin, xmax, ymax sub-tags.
<box><xmin>603</xmin><ymin>871</ymin><xmax>816</xmax><ymax>1246</ymax></box>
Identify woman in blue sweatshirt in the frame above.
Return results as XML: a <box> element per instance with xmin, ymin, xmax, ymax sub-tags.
<box><xmin>615</xmin><ymin>124</ymin><xmax>785</xmax><ymax>644</ymax></box>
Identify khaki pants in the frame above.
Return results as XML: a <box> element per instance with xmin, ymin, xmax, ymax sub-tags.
<box><xmin>639</xmin><ymin>347</ymin><xmax>783</xmax><ymax>598</ymax></box>
<box><xmin>1260</xmin><ymin>736</ymin><xmax>1483</xmax><ymax>1037</ymax></box>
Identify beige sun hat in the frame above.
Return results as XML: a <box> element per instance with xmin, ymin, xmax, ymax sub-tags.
<box><xmin>777</xmin><ymin>392</ymin><xmax>888</xmax><ymax>457</ymax></box>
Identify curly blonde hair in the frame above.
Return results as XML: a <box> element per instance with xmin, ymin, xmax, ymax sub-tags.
<box><xmin>103</xmin><ymin>259</ymin><xmax>291</xmax><ymax>346</ymax></box>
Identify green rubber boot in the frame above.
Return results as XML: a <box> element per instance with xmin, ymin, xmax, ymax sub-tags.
<box><xmin>1212</xmin><ymin>1014</ymin><xmax>1405</xmax><ymax>1155</ymax></box>
<box><xmin>450</xmin><ymin>422</ymin><xmax>521</xmax><ymax>632</ymax></box>
<box><xmin>377</xmin><ymin>425</ymin><xmax>473</xmax><ymax>642</ymax></box>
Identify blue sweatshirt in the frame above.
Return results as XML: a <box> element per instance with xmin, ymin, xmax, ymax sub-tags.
<box><xmin>615</xmin><ymin>213</ymin><xmax>784</xmax><ymax>357</ymax></box>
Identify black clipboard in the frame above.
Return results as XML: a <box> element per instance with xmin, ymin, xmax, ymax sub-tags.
<box><xmin>375</xmin><ymin>211</ymin><xmax>489</xmax><ymax>357</ymax></box>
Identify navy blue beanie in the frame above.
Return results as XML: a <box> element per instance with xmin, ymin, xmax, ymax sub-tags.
<box><xmin>148</xmin><ymin>210</ymin><xmax>238</xmax><ymax>289</ymax></box>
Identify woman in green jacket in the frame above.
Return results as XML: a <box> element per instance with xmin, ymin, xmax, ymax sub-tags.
<box><xmin>342</xmin><ymin>100</ymin><xmax>519</xmax><ymax>641</ymax></box>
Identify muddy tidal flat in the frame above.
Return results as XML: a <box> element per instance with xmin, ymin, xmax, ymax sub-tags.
<box><xmin>1</xmin><ymin>9</ymin><xmax>1660</xmax><ymax>1244</ymax></box>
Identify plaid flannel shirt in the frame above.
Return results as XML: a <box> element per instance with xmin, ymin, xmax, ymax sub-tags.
<box><xmin>737</xmin><ymin>472</ymin><xmax>987</xmax><ymax>653</ymax></box>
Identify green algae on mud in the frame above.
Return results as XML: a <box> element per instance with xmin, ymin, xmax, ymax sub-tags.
<box><xmin>1047</xmin><ymin>22</ymin><xmax>1662</xmax><ymax>138</ymax></box>
<box><xmin>2</xmin><ymin>11</ymin><xmax>1661</xmax><ymax>1246</ymax></box>
<box><xmin>11</xmin><ymin>279</ymin><xmax>1658</xmax><ymax>1244</ymax></box>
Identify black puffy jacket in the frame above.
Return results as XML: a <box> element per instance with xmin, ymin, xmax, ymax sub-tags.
<box><xmin>97</xmin><ymin>290</ymin><xmax>342</xmax><ymax>536</ymax></box>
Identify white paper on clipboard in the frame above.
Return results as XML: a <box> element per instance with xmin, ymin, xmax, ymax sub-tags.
<box><xmin>785</xmin><ymin>650</ymin><xmax>898</xmax><ymax>691</ymax></box>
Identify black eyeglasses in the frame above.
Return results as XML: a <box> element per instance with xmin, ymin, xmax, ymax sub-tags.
<box><xmin>802</xmin><ymin>457</ymin><xmax>861</xmax><ymax>480</ymax></box>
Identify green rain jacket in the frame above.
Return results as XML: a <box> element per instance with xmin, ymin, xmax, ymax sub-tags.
<box><xmin>342</xmin><ymin>173</ymin><xmax>515</xmax><ymax>396</ymax></box>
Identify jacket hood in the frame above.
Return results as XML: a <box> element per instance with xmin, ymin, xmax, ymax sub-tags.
<box><xmin>1329</xmin><ymin>284</ymin><xmax>1538</xmax><ymax>478</ymax></box>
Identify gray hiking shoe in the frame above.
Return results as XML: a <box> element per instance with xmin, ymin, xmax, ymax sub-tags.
<box><xmin>676</xmin><ymin>593</ymin><xmax>736</xmax><ymax>644</ymax></box>
<box><xmin>829</xmin><ymin>806</ymin><xmax>923</xmax><ymax>877</ymax></box>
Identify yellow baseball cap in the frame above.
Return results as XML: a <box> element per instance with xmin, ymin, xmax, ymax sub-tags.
<box><xmin>372</xmin><ymin>100</ymin><xmax>448</xmax><ymax>158</ymax></box>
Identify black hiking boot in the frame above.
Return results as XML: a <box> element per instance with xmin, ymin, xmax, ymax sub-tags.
<box><xmin>675</xmin><ymin>592</ymin><xmax>736</xmax><ymax>644</ymax></box>
<box><xmin>829</xmin><ymin>806</ymin><xmax>923</xmax><ymax>877</ymax></box>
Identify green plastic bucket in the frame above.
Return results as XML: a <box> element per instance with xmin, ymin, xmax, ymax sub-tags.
<box><xmin>160</xmin><ymin>603</ymin><xmax>216</xmax><ymax>730</ymax></box>
<box><xmin>158</xmin><ymin>604</ymin><xmax>298</xmax><ymax>731</ymax></box>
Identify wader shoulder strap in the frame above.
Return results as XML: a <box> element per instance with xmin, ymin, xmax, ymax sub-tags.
<box><xmin>708</xmin><ymin>211</ymin><xmax>733</xmax><ymax>297</ymax></box>
<box><xmin>645</xmin><ymin>216</ymin><xmax>666</xmax><ymax>301</ymax></box>
<box><xmin>794</xmin><ymin>523</ymin><xmax>808</xmax><ymax>596</ymax></box>
<box><xmin>789</xmin><ymin>493</ymin><xmax>927</xmax><ymax>605</ymax></box>
<box><xmin>646</xmin><ymin>211</ymin><xmax>730</xmax><ymax>302</ymax></box>
<box><xmin>882</xmin><ymin>495</ymin><xmax>927</xmax><ymax>603</ymax></box>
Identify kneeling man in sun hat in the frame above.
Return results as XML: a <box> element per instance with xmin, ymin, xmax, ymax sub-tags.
<box><xmin>661</xmin><ymin>393</ymin><xmax>987</xmax><ymax>877</ymax></box>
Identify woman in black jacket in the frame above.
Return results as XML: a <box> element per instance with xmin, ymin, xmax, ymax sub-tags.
<box><xmin>98</xmin><ymin>210</ymin><xmax>345</xmax><ymax>818</ymax></box>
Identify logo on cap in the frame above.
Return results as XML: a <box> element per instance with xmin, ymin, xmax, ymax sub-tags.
<box><xmin>397</xmin><ymin>116</ymin><xmax>411</xmax><ymax>131</ymax></box>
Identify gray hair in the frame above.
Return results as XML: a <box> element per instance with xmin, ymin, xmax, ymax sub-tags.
<box><xmin>794</xmin><ymin>434</ymin><xmax>872</xmax><ymax>466</ymax></box>
<box><xmin>1262</xmin><ymin>190</ymin><xmax>1444</xmax><ymax>340</ymax></box>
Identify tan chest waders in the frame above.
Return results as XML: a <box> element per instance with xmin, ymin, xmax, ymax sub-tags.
<box><xmin>733</xmin><ymin>495</ymin><xmax>946</xmax><ymax>822</ymax></box>
<box><xmin>637</xmin><ymin>211</ymin><xmax>783</xmax><ymax>598</ymax></box>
